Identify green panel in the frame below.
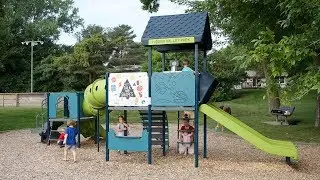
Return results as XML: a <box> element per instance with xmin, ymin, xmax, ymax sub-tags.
<box><xmin>199</xmin><ymin>104</ymin><xmax>298</xmax><ymax>160</ymax></box>
<box><xmin>148</xmin><ymin>37</ymin><xmax>195</xmax><ymax>45</ymax></box>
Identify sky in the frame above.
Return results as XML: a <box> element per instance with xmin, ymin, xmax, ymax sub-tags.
<box><xmin>57</xmin><ymin>0</ymin><xmax>188</xmax><ymax>45</ymax></box>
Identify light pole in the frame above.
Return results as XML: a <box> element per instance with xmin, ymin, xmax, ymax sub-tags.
<box><xmin>21</xmin><ymin>40</ymin><xmax>44</xmax><ymax>93</ymax></box>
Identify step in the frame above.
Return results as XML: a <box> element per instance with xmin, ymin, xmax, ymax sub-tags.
<box><xmin>143</xmin><ymin>128</ymin><xmax>168</xmax><ymax>133</ymax></box>
<box><xmin>151</xmin><ymin>134</ymin><xmax>169</xmax><ymax>139</ymax></box>
<box><xmin>142</xmin><ymin>122</ymin><xmax>168</xmax><ymax>126</ymax></box>
<box><xmin>139</xmin><ymin>111</ymin><xmax>165</xmax><ymax>115</ymax></box>
<box><xmin>141</xmin><ymin>116</ymin><xmax>166</xmax><ymax>120</ymax></box>
<box><xmin>152</xmin><ymin>141</ymin><xmax>169</xmax><ymax>146</ymax></box>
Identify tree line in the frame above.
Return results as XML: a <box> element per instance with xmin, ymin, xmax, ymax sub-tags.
<box><xmin>0</xmin><ymin>0</ymin><xmax>145</xmax><ymax>92</ymax></box>
<box><xmin>140</xmin><ymin>0</ymin><xmax>320</xmax><ymax>126</ymax></box>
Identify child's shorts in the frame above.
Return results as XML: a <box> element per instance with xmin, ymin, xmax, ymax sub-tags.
<box><xmin>65</xmin><ymin>145</ymin><xmax>76</xmax><ymax>150</ymax></box>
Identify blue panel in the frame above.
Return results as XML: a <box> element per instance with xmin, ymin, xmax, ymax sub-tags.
<box><xmin>48</xmin><ymin>92</ymin><xmax>80</xmax><ymax>119</ymax></box>
<box><xmin>108</xmin><ymin>129</ymin><xmax>148</xmax><ymax>152</ymax></box>
<box><xmin>79</xmin><ymin>93</ymin><xmax>85</xmax><ymax>118</ymax></box>
<box><xmin>151</xmin><ymin>71</ymin><xmax>195</xmax><ymax>106</ymax></box>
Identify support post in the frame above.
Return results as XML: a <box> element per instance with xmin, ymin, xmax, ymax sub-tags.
<box><xmin>203</xmin><ymin>50</ymin><xmax>207</xmax><ymax>158</ymax></box>
<box><xmin>194</xmin><ymin>44</ymin><xmax>199</xmax><ymax>168</ymax></box>
<box><xmin>30</xmin><ymin>43</ymin><xmax>33</xmax><ymax>93</ymax></box>
<box><xmin>161</xmin><ymin>53</ymin><xmax>166</xmax><ymax>71</ymax></box>
<box><xmin>203</xmin><ymin>114</ymin><xmax>207</xmax><ymax>158</ymax></box>
<box><xmin>162</xmin><ymin>111</ymin><xmax>166</xmax><ymax>156</ymax></box>
<box><xmin>97</xmin><ymin>109</ymin><xmax>100</xmax><ymax>152</ymax></box>
<box><xmin>46</xmin><ymin>93</ymin><xmax>50</xmax><ymax>145</ymax></box>
<box><xmin>177</xmin><ymin>111</ymin><xmax>180</xmax><ymax>152</ymax></box>
<box><xmin>105</xmin><ymin>73</ymin><xmax>110</xmax><ymax>161</ymax></box>
<box><xmin>77</xmin><ymin>93</ymin><xmax>81</xmax><ymax>148</ymax></box>
<box><xmin>147</xmin><ymin>47</ymin><xmax>152</xmax><ymax>164</ymax></box>
<box><xmin>124</xmin><ymin>110</ymin><xmax>128</xmax><ymax>154</ymax></box>
<box><xmin>63</xmin><ymin>97</ymin><xmax>69</xmax><ymax>118</ymax></box>
<box><xmin>94</xmin><ymin>116</ymin><xmax>98</xmax><ymax>144</ymax></box>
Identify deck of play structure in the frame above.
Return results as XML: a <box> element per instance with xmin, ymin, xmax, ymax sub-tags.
<box><xmin>42</xmin><ymin>12</ymin><xmax>298</xmax><ymax>168</ymax></box>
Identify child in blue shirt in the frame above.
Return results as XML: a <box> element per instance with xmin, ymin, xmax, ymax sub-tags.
<box><xmin>63</xmin><ymin>120</ymin><xmax>78</xmax><ymax>162</ymax></box>
<box><xmin>181</xmin><ymin>59</ymin><xmax>193</xmax><ymax>72</ymax></box>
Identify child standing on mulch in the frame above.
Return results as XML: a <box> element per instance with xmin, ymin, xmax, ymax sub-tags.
<box><xmin>215</xmin><ymin>105</ymin><xmax>232</xmax><ymax>132</ymax></box>
<box><xmin>63</xmin><ymin>121</ymin><xmax>78</xmax><ymax>163</ymax></box>
<box><xmin>178</xmin><ymin>115</ymin><xmax>194</xmax><ymax>155</ymax></box>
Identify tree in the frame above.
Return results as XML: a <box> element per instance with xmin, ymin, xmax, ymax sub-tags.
<box><xmin>140</xmin><ymin>0</ymin><xmax>287</xmax><ymax>111</ymax></box>
<box><xmin>141</xmin><ymin>50</ymin><xmax>195</xmax><ymax>72</ymax></box>
<box><xmin>72</xmin><ymin>33</ymin><xmax>112</xmax><ymax>83</ymax></box>
<box><xmin>208</xmin><ymin>46</ymin><xmax>246</xmax><ymax>101</ymax></box>
<box><xmin>107</xmin><ymin>25</ymin><xmax>145</xmax><ymax>72</ymax></box>
<box><xmin>0</xmin><ymin>0</ymin><xmax>83</xmax><ymax>92</ymax></box>
<box><xmin>139</xmin><ymin>0</ymin><xmax>159</xmax><ymax>13</ymax></box>
<box><xmin>75</xmin><ymin>24</ymin><xmax>104</xmax><ymax>42</ymax></box>
<box><xmin>140</xmin><ymin>0</ymin><xmax>320</xmax><ymax>125</ymax></box>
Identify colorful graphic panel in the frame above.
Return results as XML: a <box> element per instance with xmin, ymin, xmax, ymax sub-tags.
<box><xmin>108</xmin><ymin>72</ymin><xmax>149</xmax><ymax>106</ymax></box>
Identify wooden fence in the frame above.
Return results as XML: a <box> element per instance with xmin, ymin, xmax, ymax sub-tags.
<box><xmin>0</xmin><ymin>93</ymin><xmax>46</xmax><ymax>107</ymax></box>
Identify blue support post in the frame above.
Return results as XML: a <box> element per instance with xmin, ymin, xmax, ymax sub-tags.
<box><xmin>162</xmin><ymin>111</ymin><xmax>166</xmax><ymax>156</ymax></box>
<box><xmin>46</xmin><ymin>93</ymin><xmax>50</xmax><ymax>145</ymax></box>
<box><xmin>105</xmin><ymin>73</ymin><xmax>110</xmax><ymax>161</ymax></box>
<box><xmin>147</xmin><ymin>47</ymin><xmax>152</xmax><ymax>164</ymax></box>
<box><xmin>124</xmin><ymin>110</ymin><xmax>128</xmax><ymax>154</ymax></box>
<box><xmin>194</xmin><ymin>44</ymin><xmax>199</xmax><ymax>168</ymax></box>
<box><xmin>161</xmin><ymin>53</ymin><xmax>166</xmax><ymax>71</ymax></box>
<box><xmin>177</xmin><ymin>111</ymin><xmax>180</xmax><ymax>152</ymax></box>
<box><xmin>94</xmin><ymin>116</ymin><xmax>98</xmax><ymax>144</ymax></box>
<box><xmin>97</xmin><ymin>109</ymin><xmax>100</xmax><ymax>152</ymax></box>
<box><xmin>63</xmin><ymin>97</ymin><xmax>69</xmax><ymax>118</ymax></box>
<box><xmin>203</xmin><ymin>51</ymin><xmax>207</xmax><ymax>158</ymax></box>
<box><xmin>203</xmin><ymin>114</ymin><xmax>207</xmax><ymax>158</ymax></box>
<box><xmin>77</xmin><ymin>93</ymin><xmax>81</xmax><ymax>148</ymax></box>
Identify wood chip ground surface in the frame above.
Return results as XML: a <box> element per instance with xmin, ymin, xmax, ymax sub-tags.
<box><xmin>0</xmin><ymin>124</ymin><xmax>319</xmax><ymax>180</ymax></box>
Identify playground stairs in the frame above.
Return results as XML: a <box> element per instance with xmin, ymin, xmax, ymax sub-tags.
<box><xmin>35</xmin><ymin>97</ymin><xmax>65</xmax><ymax>144</ymax></box>
<box><xmin>139</xmin><ymin>111</ymin><xmax>169</xmax><ymax>150</ymax></box>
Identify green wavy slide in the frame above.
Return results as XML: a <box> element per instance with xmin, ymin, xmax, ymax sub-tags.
<box><xmin>199</xmin><ymin>104</ymin><xmax>298</xmax><ymax>160</ymax></box>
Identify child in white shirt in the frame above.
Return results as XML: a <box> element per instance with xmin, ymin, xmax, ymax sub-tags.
<box><xmin>116</xmin><ymin>115</ymin><xmax>129</xmax><ymax>136</ymax></box>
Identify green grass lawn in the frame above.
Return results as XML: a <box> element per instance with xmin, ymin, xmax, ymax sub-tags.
<box><xmin>214</xmin><ymin>89</ymin><xmax>320</xmax><ymax>143</ymax></box>
<box><xmin>0</xmin><ymin>89</ymin><xmax>319</xmax><ymax>143</ymax></box>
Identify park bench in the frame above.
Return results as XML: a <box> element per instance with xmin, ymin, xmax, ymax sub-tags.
<box><xmin>271</xmin><ymin>106</ymin><xmax>295</xmax><ymax>125</ymax></box>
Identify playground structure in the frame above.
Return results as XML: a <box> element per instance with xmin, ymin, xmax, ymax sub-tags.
<box><xmin>40</xmin><ymin>12</ymin><xmax>298</xmax><ymax>168</ymax></box>
<box><xmin>44</xmin><ymin>92</ymin><xmax>97</xmax><ymax>147</ymax></box>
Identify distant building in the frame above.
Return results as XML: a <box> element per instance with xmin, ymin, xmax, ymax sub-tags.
<box><xmin>234</xmin><ymin>70</ymin><xmax>288</xmax><ymax>89</ymax></box>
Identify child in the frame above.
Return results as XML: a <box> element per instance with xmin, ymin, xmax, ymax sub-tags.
<box><xmin>116</xmin><ymin>115</ymin><xmax>129</xmax><ymax>136</ymax></box>
<box><xmin>63</xmin><ymin>120</ymin><xmax>78</xmax><ymax>163</ymax></box>
<box><xmin>57</xmin><ymin>128</ymin><xmax>65</xmax><ymax>148</ymax></box>
<box><xmin>215</xmin><ymin>105</ymin><xmax>232</xmax><ymax>132</ymax></box>
<box><xmin>116</xmin><ymin>115</ymin><xmax>129</xmax><ymax>154</ymax></box>
<box><xmin>181</xmin><ymin>59</ymin><xmax>193</xmax><ymax>72</ymax></box>
<box><xmin>178</xmin><ymin>115</ymin><xmax>194</xmax><ymax>155</ymax></box>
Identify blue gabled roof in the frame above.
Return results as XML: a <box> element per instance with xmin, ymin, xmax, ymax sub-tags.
<box><xmin>141</xmin><ymin>12</ymin><xmax>212</xmax><ymax>52</ymax></box>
